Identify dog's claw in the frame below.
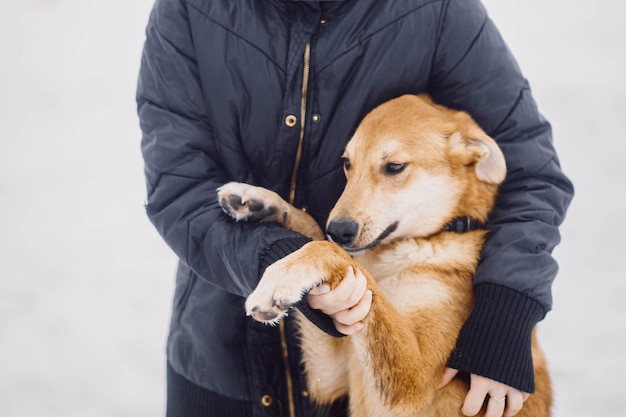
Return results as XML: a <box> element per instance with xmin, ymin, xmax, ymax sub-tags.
<box><xmin>273</xmin><ymin>298</ymin><xmax>295</xmax><ymax>310</ymax></box>
<box><xmin>249</xmin><ymin>306</ymin><xmax>282</xmax><ymax>323</ymax></box>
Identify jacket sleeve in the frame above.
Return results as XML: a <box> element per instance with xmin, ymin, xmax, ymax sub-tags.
<box><xmin>136</xmin><ymin>0</ymin><xmax>308</xmax><ymax>297</ymax></box>
<box><xmin>428</xmin><ymin>0</ymin><xmax>574</xmax><ymax>392</ymax></box>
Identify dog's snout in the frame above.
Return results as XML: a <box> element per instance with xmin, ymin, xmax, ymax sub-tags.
<box><xmin>327</xmin><ymin>218</ymin><xmax>359</xmax><ymax>246</ymax></box>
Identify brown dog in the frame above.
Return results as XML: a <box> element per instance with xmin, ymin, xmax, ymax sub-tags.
<box><xmin>218</xmin><ymin>94</ymin><xmax>552</xmax><ymax>417</ymax></box>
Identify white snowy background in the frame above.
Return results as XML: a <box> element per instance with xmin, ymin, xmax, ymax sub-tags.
<box><xmin>0</xmin><ymin>0</ymin><xmax>623</xmax><ymax>416</ymax></box>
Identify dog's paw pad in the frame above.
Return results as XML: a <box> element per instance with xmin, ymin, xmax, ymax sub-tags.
<box><xmin>217</xmin><ymin>183</ymin><xmax>281</xmax><ymax>223</ymax></box>
<box><xmin>245</xmin><ymin>198</ymin><xmax>264</xmax><ymax>212</ymax></box>
<box><xmin>248</xmin><ymin>305</ymin><xmax>287</xmax><ymax>324</ymax></box>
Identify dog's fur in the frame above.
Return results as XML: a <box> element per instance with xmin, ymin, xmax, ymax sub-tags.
<box><xmin>217</xmin><ymin>95</ymin><xmax>552</xmax><ymax>417</ymax></box>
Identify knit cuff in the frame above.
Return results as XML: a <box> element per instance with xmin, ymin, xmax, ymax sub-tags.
<box><xmin>258</xmin><ymin>237</ymin><xmax>344</xmax><ymax>338</ymax></box>
<box><xmin>294</xmin><ymin>299</ymin><xmax>346</xmax><ymax>338</ymax></box>
<box><xmin>447</xmin><ymin>283</ymin><xmax>546</xmax><ymax>393</ymax></box>
<box><xmin>258</xmin><ymin>236</ymin><xmax>312</xmax><ymax>276</ymax></box>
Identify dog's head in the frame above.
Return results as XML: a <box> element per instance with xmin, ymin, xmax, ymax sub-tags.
<box><xmin>326</xmin><ymin>94</ymin><xmax>506</xmax><ymax>253</ymax></box>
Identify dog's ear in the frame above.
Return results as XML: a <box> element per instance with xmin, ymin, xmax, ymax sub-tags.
<box><xmin>450</xmin><ymin>130</ymin><xmax>507</xmax><ymax>185</ymax></box>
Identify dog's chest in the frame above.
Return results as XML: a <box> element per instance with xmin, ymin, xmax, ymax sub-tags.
<box><xmin>354</xmin><ymin>241</ymin><xmax>453</xmax><ymax>313</ymax></box>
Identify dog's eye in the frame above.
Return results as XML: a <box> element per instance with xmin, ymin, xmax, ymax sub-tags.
<box><xmin>343</xmin><ymin>158</ymin><xmax>352</xmax><ymax>171</ymax></box>
<box><xmin>384</xmin><ymin>163</ymin><xmax>407</xmax><ymax>175</ymax></box>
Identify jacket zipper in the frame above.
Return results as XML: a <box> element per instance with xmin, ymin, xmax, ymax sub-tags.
<box><xmin>288</xmin><ymin>42</ymin><xmax>311</xmax><ymax>205</ymax></box>
<box><xmin>279</xmin><ymin>321</ymin><xmax>297</xmax><ymax>417</ymax></box>
<box><xmin>282</xmin><ymin>41</ymin><xmax>311</xmax><ymax>417</ymax></box>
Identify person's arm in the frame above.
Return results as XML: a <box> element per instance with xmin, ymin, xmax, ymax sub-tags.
<box><xmin>137</xmin><ymin>0</ymin><xmax>367</xmax><ymax>340</ymax></box>
<box><xmin>429</xmin><ymin>0</ymin><xmax>573</xmax><ymax>402</ymax></box>
<box><xmin>137</xmin><ymin>0</ymin><xmax>309</xmax><ymax>296</ymax></box>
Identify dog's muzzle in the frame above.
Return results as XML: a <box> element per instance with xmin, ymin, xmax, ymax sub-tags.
<box><xmin>327</xmin><ymin>219</ymin><xmax>398</xmax><ymax>253</ymax></box>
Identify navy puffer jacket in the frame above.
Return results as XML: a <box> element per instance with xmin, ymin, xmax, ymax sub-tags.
<box><xmin>137</xmin><ymin>0</ymin><xmax>573</xmax><ymax>414</ymax></box>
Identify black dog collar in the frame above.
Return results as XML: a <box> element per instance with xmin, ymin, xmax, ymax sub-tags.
<box><xmin>442</xmin><ymin>217</ymin><xmax>485</xmax><ymax>233</ymax></box>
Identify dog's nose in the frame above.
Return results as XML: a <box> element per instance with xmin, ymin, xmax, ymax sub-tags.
<box><xmin>327</xmin><ymin>218</ymin><xmax>359</xmax><ymax>246</ymax></box>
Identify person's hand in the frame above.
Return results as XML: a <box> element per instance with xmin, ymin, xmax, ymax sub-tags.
<box><xmin>306</xmin><ymin>266</ymin><xmax>372</xmax><ymax>335</ymax></box>
<box><xmin>439</xmin><ymin>368</ymin><xmax>530</xmax><ymax>417</ymax></box>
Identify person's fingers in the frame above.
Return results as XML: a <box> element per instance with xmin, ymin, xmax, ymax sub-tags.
<box><xmin>462</xmin><ymin>377</ymin><xmax>490</xmax><ymax>416</ymax></box>
<box><xmin>460</xmin><ymin>374</ymin><xmax>529</xmax><ymax>417</ymax></box>
<box><xmin>308</xmin><ymin>283</ymin><xmax>330</xmax><ymax>295</ymax></box>
<box><xmin>337</xmin><ymin>268</ymin><xmax>367</xmax><ymax>312</ymax></box>
<box><xmin>438</xmin><ymin>367</ymin><xmax>459</xmax><ymax>389</ymax></box>
<box><xmin>309</xmin><ymin>266</ymin><xmax>368</xmax><ymax>315</ymax></box>
<box><xmin>306</xmin><ymin>267</ymin><xmax>355</xmax><ymax>310</ymax></box>
<box><xmin>462</xmin><ymin>391</ymin><xmax>485</xmax><ymax>416</ymax></box>
<box><xmin>306</xmin><ymin>290</ymin><xmax>322</xmax><ymax>309</ymax></box>
<box><xmin>332</xmin><ymin>319</ymin><xmax>364</xmax><ymax>335</ymax></box>
<box><xmin>327</xmin><ymin>266</ymin><xmax>365</xmax><ymax>315</ymax></box>
<box><xmin>333</xmin><ymin>289</ymin><xmax>372</xmax><ymax>326</ymax></box>
<box><xmin>503</xmin><ymin>391</ymin><xmax>524</xmax><ymax>417</ymax></box>
<box><xmin>484</xmin><ymin>393</ymin><xmax>507</xmax><ymax>417</ymax></box>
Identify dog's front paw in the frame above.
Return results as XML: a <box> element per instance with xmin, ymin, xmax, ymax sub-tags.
<box><xmin>217</xmin><ymin>182</ymin><xmax>286</xmax><ymax>223</ymax></box>
<box><xmin>245</xmin><ymin>252</ymin><xmax>326</xmax><ymax>325</ymax></box>
<box><xmin>245</xmin><ymin>275</ymin><xmax>299</xmax><ymax>325</ymax></box>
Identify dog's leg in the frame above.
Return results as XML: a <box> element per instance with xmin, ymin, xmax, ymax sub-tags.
<box><xmin>217</xmin><ymin>182</ymin><xmax>324</xmax><ymax>240</ymax></box>
<box><xmin>219</xmin><ymin>185</ymin><xmax>348</xmax><ymax>402</ymax></box>
<box><xmin>245</xmin><ymin>241</ymin><xmax>356</xmax><ymax>324</ymax></box>
<box><xmin>349</xmin><ymin>291</ymin><xmax>441</xmax><ymax>415</ymax></box>
<box><xmin>246</xmin><ymin>240</ymin><xmax>454</xmax><ymax>415</ymax></box>
<box><xmin>296</xmin><ymin>314</ymin><xmax>350</xmax><ymax>404</ymax></box>
<box><xmin>349</xmin><ymin>278</ymin><xmax>472</xmax><ymax>417</ymax></box>
<box><xmin>245</xmin><ymin>241</ymin><xmax>355</xmax><ymax>403</ymax></box>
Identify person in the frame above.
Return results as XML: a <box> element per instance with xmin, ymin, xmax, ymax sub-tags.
<box><xmin>136</xmin><ymin>0</ymin><xmax>574</xmax><ymax>416</ymax></box>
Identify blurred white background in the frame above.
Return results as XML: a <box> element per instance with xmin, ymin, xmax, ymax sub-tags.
<box><xmin>0</xmin><ymin>0</ymin><xmax>624</xmax><ymax>416</ymax></box>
